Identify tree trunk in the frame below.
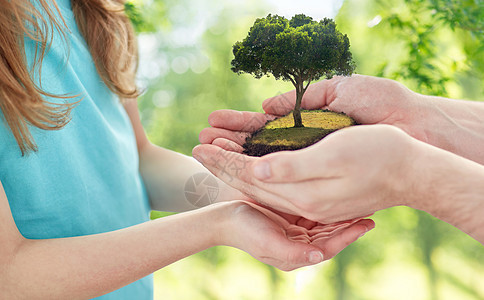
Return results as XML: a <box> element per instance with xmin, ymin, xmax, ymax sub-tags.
<box><xmin>293</xmin><ymin>88</ymin><xmax>304</xmax><ymax>128</ymax></box>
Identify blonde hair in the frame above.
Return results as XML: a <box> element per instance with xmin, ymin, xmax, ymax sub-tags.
<box><xmin>0</xmin><ymin>0</ymin><xmax>139</xmax><ymax>155</ymax></box>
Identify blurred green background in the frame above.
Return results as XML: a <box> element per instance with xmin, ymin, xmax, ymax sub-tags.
<box><xmin>128</xmin><ymin>0</ymin><xmax>484</xmax><ymax>299</ymax></box>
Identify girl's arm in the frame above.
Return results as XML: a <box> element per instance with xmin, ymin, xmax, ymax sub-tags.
<box><xmin>139</xmin><ymin>144</ymin><xmax>248</xmax><ymax>212</ymax></box>
<box><xmin>0</xmin><ymin>181</ymin><xmax>336</xmax><ymax>299</ymax></box>
<box><xmin>123</xmin><ymin>99</ymin><xmax>248</xmax><ymax>212</ymax></box>
<box><xmin>0</xmin><ymin>182</ymin><xmax>221</xmax><ymax>299</ymax></box>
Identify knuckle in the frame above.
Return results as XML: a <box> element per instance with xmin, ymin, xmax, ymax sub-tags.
<box><xmin>265</xmin><ymin>152</ymin><xmax>296</xmax><ymax>180</ymax></box>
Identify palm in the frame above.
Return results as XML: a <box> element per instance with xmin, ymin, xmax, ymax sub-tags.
<box><xmin>235</xmin><ymin>202</ymin><xmax>373</xmax><ymax>267</ymax></box>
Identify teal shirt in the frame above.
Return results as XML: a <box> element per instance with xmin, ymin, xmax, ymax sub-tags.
<box><xmin>0</xmin><ymin>1</ymin><xmax>153</xmax><ymax>298</ymax></box>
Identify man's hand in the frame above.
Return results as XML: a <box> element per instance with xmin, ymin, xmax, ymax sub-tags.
<box><xmin>196</xmin><ymin>74</ymin><xmax>484</xmax><ymax>245</ymax></box>
<box><xmin>199</xmin><ymin>74</ymin><xmax>421</xmax><ymax>153</ymax></box>
<box><xmin>263</xmin><ymin>74</ymin><xmax>427</xmax><ymax>140</ymax></box>
<box><xmin>196</xmin><ymin>124</ymin><xmax>484</xmax><ymax>245</ymax></box>
<box><xmin>195</xmin><ymin>125</ymin><xmax>415</xmax><ymax>223</ymax></box>
<box><xmin>263</xmin><ymin>74</ymin><xmax>484</xmax><ymax>164</ymax></box>
<box><xmin>201</xmin><ymin>74</ymin><xmax>484</xmax><ymax>162</ymax></box>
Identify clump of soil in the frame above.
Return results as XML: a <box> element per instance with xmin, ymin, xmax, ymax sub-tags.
<box><xmin>243</xmin><ymin>110</ymin><xmax>356</xmax><ymax>157</ymax></box>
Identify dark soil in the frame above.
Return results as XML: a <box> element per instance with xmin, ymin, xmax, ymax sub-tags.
<box><xmin>243</xmin><ymin>110</ymin><xmax>356</xmax><ymax>157</ymax></box>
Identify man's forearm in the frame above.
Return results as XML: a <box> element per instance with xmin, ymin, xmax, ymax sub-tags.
<box><xmin>139</xmin><ymin>144</ymin><xmax>246</xmax><ymax>212</ymax></box>
<box><xmin>408</xmin><ymin>140</ymin><xmax>484</xmax><ymax>244</ymax></box>
<box><xmin>418</xmin><ymin>94</ymin><xmax>484</xmax><ymax>164</ymax></box>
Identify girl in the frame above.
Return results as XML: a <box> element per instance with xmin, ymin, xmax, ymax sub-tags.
<box><xmin>0</xmin><ymin>1</ymin><xmax>372</xmax><ymax>299</ymax></box>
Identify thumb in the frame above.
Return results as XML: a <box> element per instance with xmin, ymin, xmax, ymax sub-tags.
<box><xmin>263</xmin><ymin>90</ymin><xmax>296</xmax><ymax>116</ymax></box>
<box><xmin>250</xmin><ymin>144</ymin><xmax>338</xmax><ymax>183</ymax></box>
<box><xmin>268</xmin><ymin>241</ymin><xmax>324</xmax><ymax>271</ymax></box>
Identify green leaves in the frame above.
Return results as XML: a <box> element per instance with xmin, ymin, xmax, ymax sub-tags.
<box><xmin>428</xmin><ymin>0</ymin><xmax>484</xmax><ymax>34</ymax></box>
<box><xmin>124</xmin><ymin>1</ymin><xmax>168</xmax><ymax>33</ymax></box>
<box><xmin>231</xmin><ymin>14</ymin><xmax>355</xmax><ymax>87</ymax></box>
<box><xmin>231</xmin><ymin>14</ymin><xmax>288</xmax><ymax>79</ymax></box>
<box><xmin>353</xmin><ymin>0</ymin><xmax>484</xmax><ymax>97</ymax></box>
<box><xmin>289</xmin><ymin>14</ymin><xmax>314</xmax><ymax>28</ymax></box>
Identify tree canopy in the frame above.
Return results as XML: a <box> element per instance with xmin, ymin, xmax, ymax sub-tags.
<box><xmin>231</xmin><ymin>14</ymin><xmax>355</xmax><ymax>87</ymax></box>
<box><xmin>231</xmin><ymin>14</ymin><xmax>355</xmax><ymax>127</ymax></box>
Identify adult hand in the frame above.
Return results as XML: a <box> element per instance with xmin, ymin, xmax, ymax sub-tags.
<box><xmin>199</xmin><ymin>74</ymin><xmax>421</xmax><ymax>151</ymax></box>
<box><xmin>195</xmin><ymin>125</ymin><xmax>417</xmax><ymax>223</ymax></box>
<box><xmin>196</xmin><ymin>123</ymin><xmax>484</xmax><ymax>245</ymax></box>
<box><xmin>263</xmin><ymin>74</ymin><xmax>428</xmax><ymax>141</ymax></box>
<box><xmin>197</xmin><ymin>74</ymin><xmax>484</xmax><ymax>244</ymax></box>
<box><xmin>222</xmin><ymin>201</ymin><xmax>375</xmax><ymax>271</ymax></box>
<box><xmin>201</xmin><ymin>74</ymin><xmax>484</xmax><ymax>165</ymax></box>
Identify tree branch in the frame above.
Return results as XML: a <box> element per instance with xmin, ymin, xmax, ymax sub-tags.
<box><xmin>284</xmin><ymin>73</ymin><xmax>297</xmax><ymax>88</ymax></box>
<box><xmin>304</xmin><ymin>80</ymin><xmax>311</xmax><ymax>92</ymax></box>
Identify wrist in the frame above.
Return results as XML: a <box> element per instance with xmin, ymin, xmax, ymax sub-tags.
<box><xmin>406</xmin><ymin>140</ymin><xmax>484</xmax><ymax>243</ymax></box>
<box><xmin>396</xmin><ymin>91</ymin><xmax>435</xmax><ymax>144</ymax></box>
<box><xmin>166</xmin><ymin>202</ymin><xmax>238</xmax><ymax>249</ymax></box>
<box><xmin>214</xmin><ymin>181</ymin><xmax>250</xmax><ymax>203</ymax></box>
<box><xmin>212</xmin><ymin>200</ymin><xmax>257</xmax><ymax>248</ymax></box>
<box><xmin>204</xmin><ymin>201</ymin><xmax>246</xmax><ymax>247</ymax></box>
<box><xmin>415</xmin><ymin>95</ymin><xmax>484</xmax><ymax>164</ymax></box>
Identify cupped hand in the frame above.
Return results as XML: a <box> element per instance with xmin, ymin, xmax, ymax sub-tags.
<box><xmin>263</xmin><ymin>74</ymin><xmax>428</xmax><ymax>141</ymax></box>
<box><xmin>195</xmin><ymin>125</ymin><xmax>418</xmax><ymax>224</ymax></box>
<box><xmin>223</xmin><ymin>201</ymin><xmax>375</xmax><ymax>271</ymax></box>
<box><xmin>198</xmin><ymin>109</ymin><xmax>276</xmax><ymax>152</ymax></box>
<box><xmin>199</xmin><ymin>75</ymin><xmax>429</xmax><ymax>149</ymax></box>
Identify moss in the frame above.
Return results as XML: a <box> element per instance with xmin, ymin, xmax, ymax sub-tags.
<box><xmin>243</xmin><ymin>110</ymin><xmax>356</xmax><ymax>156</ymax></box>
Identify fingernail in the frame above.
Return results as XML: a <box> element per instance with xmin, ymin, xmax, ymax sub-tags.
<box><xmin>309</xmin><ymin>251</ymin><xmax>324</xmax><ymax>264</ymax></box>
<box><xmin>252</xmin><ymin>161</ymin><xmax>271</xmax><ymax>180</ymax></box>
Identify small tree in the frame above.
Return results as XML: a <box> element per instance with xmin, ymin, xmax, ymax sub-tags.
<box><xmin>231</xmin><ymin>14</ymin><xmax>355</xmax><ymax>127</ymax></box>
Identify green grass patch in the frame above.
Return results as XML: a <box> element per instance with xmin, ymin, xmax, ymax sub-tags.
<box><xmin>243</xmin><ymin>110</ymin><xmax>356</xmax><ymax>156</ymax></box>
<box><xmin>266</xmin><ymin>110</ymin><xmax>355</xmax><ymax>130</ymax></box>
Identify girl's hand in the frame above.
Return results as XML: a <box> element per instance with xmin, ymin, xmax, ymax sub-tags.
<box><xmin>218</xmin><ymin>201</ymin><xmax>374</xmax><ymax>271</ymax></box>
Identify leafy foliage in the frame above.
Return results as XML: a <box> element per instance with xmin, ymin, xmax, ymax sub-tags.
<box><xmin>232</xmin><ymin>14</ymin><xmax>355</xmax><ymax>83</ymax></box>
<box><xmin>338</xmin><ymin>0</ymin><xmax>484</xmax><ymax>97</ymax></box>
<box><xmin>428</xmin><ymin>0</ymin><xmax>484</xmax><ymax>34</ymax></box>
